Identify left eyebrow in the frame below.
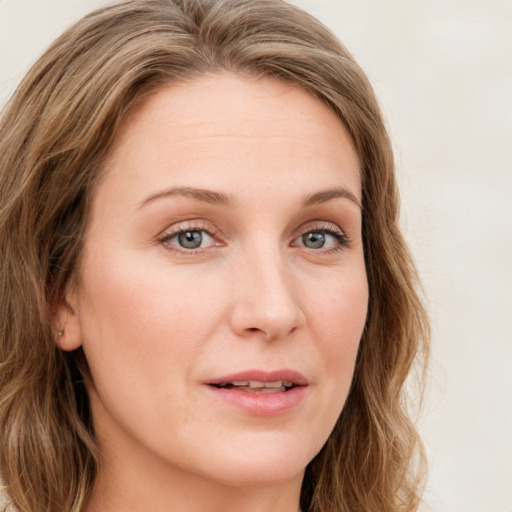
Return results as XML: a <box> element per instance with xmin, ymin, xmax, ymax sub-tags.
<box><xmin>302</xmin><ymin>187</ymin><xmax>362</xmax><ymax>210</ymax></box>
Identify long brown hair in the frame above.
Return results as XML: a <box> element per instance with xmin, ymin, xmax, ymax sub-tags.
<box><xmin>0</xmin><ymin>1</ymin><xmax>429</xmax><ymax>511</ymax></box>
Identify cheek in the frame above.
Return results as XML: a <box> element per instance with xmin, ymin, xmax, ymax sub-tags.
<box><xmin>307</xmin><ymin>269</ymin><xmax>368</xmax><ymax>391</ymax></box>
<box><xmin>75</xmin><ymin>254</ymin><xmax>229</xmax><ymax>454</ymax></box>
<box><xmin>285</xmin><ymin>269</ymin><xmax>367</xmax><ymax>457</ymax></box>
<box><xmin>309</xmin><ymin>266</ymin><xmax>368</xmax><ymax>340</ymax></box>
<box><xmin>75</xmin><ymin>251</ymin><xmax>224</xmax><ymax>394</ymax></box>
<box><xmin>81</xmin><ymin>248</ymin><xmax>217</xmax><ymax>331</ymax></box>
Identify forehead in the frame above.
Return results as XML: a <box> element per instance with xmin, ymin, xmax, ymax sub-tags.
<box><xmin>99</xmin><ymin>73</ymin><xmax>361</xmax><ymax>205</ymax></box>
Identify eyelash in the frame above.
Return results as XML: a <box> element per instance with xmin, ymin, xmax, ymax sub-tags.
<box><xmin>158</xmin><ymin>220</ymin><xmax>223</xmax><ymax>255</ymax></box>
<box><xmin>158</xmin><ymin>221</ymin><xmax>351</xmax><ymax>255</ymax></box>
<box><xmin>291</xmin><ymin>222</ymin><xmax>351</xmax><ymax>254</ymax></box>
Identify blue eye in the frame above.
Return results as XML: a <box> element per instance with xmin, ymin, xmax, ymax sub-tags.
<box><xmin>178</xmin><ymin>230</ymin><xmax>203</xmax><ymax>249</ymax></box>
<box><xmin>302</xmin><ymin>231</ymin><xmax>327</xmax><ymax>249</ymax></box>
<box><xmin>295</xmin><ymin>229</ymin><xmax>348</xmax><ymax>250</ymax></box>
<box><xmin>163</xmin><ymin>229</ymin><xmax>215</xmax><ymax>250</ymax></box>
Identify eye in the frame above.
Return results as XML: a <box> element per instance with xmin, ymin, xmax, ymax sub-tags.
<box><xmin>161</xmin><ymin>228</ymin><xmax>217</xmax><ymax>251</ymax></box>
<box><xmin>292</xmin><ymin>227</ymin><xmax>349</xmax><ymax>252</ymax></box>
<box><xmin>302</xmin><ymin>231</ymin><xmax>329</xmax><ymax>249</ymax></box>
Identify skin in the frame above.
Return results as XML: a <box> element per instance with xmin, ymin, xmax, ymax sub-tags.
<box><xmin>56</xmin><ymin>74</ymin><xmax>368</xmax><ymax>512</ymax></box>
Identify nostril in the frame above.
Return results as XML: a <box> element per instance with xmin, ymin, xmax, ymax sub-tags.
<box><xmin>246</xmin><ymin>326</ymin><xmax>273</xmax><ymax>340</ymax></box>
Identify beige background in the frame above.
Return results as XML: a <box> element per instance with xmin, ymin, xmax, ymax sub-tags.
<box><xmin>1</xmin><ymin>1</ymin><xmax>511</xmax><ymax>511</ymax></box>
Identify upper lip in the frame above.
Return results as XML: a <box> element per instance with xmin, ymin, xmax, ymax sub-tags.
<box><xmin>205</xmin><ymin>369</ymin><xmax>309</xmax><ymax>386</ymax></box>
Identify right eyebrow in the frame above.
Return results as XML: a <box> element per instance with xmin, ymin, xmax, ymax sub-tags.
<box><xmin>137</xmin><ymin>186</ymin><xmax>238</xmax><ymax>210</ymax></box>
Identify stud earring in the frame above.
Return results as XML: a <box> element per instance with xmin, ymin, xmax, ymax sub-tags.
<box><xmin>58</xmin><ymin>329</ymin><xmax>64</xmax><ymax>337</ymax></box>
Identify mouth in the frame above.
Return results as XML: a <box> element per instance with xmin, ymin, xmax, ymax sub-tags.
<box><xmin>211</xmin><ymin>380</ymin><xmax>296</xmax><ymax>394</ymax></box>
<box><xmin>204</xmin><ymin>370</ymin><xmax>308</xmax><ymax>415</ymax></box>
<box><xmin>206</xmin><ymin>370</ymin><xmax>308</xmax><ymax>394</ymax></box>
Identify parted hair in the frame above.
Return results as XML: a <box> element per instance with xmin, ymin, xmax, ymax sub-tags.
<box><xmin>0</xmin><ymin>1</ymin><xmax>429</xmax><ymax>511</ymax></box>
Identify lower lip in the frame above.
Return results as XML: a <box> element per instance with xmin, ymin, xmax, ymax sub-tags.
<box><xmin>204</xmin><ymin>385</ymin><xmax>307</xmax><ymax>416</ymax></box>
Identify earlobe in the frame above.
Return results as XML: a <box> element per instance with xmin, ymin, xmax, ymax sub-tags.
<box><xmin>53</xmin><ymin>291</ymin><xmax>83</xmax><ymax>352</ymax></box>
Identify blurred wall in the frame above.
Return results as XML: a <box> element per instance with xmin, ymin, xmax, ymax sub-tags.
<box><xmin>1</xmin><ymin>1</ymin><xmax>511</xmax><ymax>511</ymax></box>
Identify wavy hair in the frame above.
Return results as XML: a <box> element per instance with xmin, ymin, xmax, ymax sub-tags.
<box><xmin>0</xmin><ymin>1</ymin><xmax>429</xmax><ymax>511</ymax></box>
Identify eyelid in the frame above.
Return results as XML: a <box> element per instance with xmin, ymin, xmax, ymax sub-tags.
<box><xmin>158</xmin><ymin>219</ymin><xmax>224</xmax><ymax>252</ymax></box>
<box><xmin>291</xmin><ymin>221</ymin><xmax>351</xmax><ymax>250</ymax></box>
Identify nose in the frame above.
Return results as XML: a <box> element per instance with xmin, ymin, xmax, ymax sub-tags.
<box><xmin>229</xmin><ymin>248</ymin><xmax>305</xmax><ymax>341</ymax></box>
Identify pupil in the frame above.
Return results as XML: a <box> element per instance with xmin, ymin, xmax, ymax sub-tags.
<box><xmin>304</xmin><ymin>232</ymin><xmax>325</xmax><ymax>249</ymax></box>
<box><xmin>178</xmin><ymin>231</ymin><xmax>202</xmax><ymax>249</ymax></box>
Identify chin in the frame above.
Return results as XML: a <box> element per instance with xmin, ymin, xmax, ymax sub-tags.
<box><xmin>201</xmin><ymin>459</ymin><xmax>306</xmax><ymax>489</ymax></box>
<box><xmin>185</xmin><ymin>435</ymin><xmax>317</xmax><ymax>488</ymax></box>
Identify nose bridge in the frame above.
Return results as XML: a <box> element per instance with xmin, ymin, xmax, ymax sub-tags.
<box><xmin>229</xmin><ymin>240</ymin><xmax>303</xmax><ymax>340</ymax></box>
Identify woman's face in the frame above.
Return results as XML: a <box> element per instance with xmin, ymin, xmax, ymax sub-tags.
<box><xmin>59</xmin><ymin>74</ymin><xmax>368</xmax><ymax>491</ymax></box>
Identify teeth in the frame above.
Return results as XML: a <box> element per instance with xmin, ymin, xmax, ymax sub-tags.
<box><xmin>248</xmin><ymin>380</ymin><xmax>286</xmax><ymax>388</ymax></box>
<box><xmin>261</xmin><ymin>381</ymin><xmax>282</xmax><ymax>388</ymax></box>
<box><xmin>218</xmin><ymin>380</ymin><xmax>294</xmax><ymax>389</ymax></box>
<box><xmin>231</xmin><ymin>380</ymin><xmax>249</xmax><ymax>386</ymax></box>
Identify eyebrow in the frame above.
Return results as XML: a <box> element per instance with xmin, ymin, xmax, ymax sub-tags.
<box><xmin>302</xmin><ymin>187</ymin><xmax>362</xmax><ymax>210</ymax></box>
<box><xmin>138</xmin><ymin>185</ymin><xmax>361</xmax><ymax>210</ymax></box>
<box><xmin>138</xmin><ymin>186</ymin><xmax>237</xmax><ymax>209</ymax></box>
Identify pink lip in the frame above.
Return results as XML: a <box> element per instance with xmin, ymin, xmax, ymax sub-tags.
<box><xmin>204</xmin><ymin>369</ymin><xmax>309</xmax><ymax>416</ymax></box>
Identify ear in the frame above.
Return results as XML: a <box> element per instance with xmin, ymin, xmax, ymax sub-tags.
<box><xmin>53</xmin><ymin>285</ymin><xmax>83</xmax><ymax>352</ymax></box>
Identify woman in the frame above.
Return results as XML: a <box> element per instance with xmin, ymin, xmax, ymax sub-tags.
<box><xmin>0</xmin><ymin>1</ymin><xmax>429</xmax><ymax>511</ymax></box>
